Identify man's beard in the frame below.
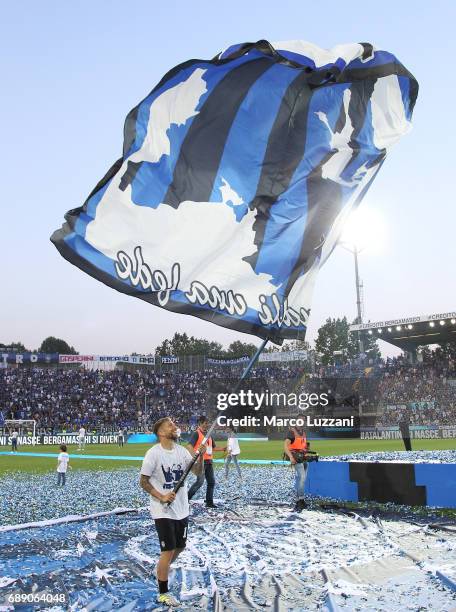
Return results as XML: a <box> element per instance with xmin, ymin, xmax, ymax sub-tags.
<box><xmin>168</xmin><ymin>433</ymin><xmax>178</xmax><ymax>441</ymax></box>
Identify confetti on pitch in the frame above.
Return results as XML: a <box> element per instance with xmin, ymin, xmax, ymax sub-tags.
<box><xmin>1</xmin><ymin>466</ymin><xmax>455</xmax><ymax>610</ymax></box>
<box><xmin>323</xmin><ymin>450</ymin><xmax>456</xmax><ymax>463</ymax></box>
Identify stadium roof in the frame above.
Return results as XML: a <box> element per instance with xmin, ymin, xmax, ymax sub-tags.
<box><xmin>350</xmin><ymin>310</ymin><xmax>456</xmax><ymax>351</ymax></box>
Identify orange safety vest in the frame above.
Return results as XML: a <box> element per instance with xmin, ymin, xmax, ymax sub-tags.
<box><xmin>194</xmin><ymin>428</ymin><xmax>213</xmax><ymax>460</ymax></box>
<box><xmin>288</xmin><ymin>435</ymin><xmax>307</xmax><ymax>451</ymax></box>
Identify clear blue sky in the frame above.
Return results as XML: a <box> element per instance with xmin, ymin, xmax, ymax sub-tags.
<box><xmin>2</xmin><ymin>1</ymin><xmax>455</xmax><ymax>356</ymax></box>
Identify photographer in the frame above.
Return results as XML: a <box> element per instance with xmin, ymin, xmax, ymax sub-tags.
<box><xmin>284</xmin><ymin>426</ymin><xmax>309</xmax><ymax>512</ymax></box>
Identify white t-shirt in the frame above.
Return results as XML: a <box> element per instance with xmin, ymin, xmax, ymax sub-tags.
<box><xmin>141</xmin><ymin>443</ymin><xmax>193</xmax><ymax>520</ymax></box>
<box><xmin>227</xmin><ymin>436</ymin><xmax>240</xmax><ymax>456</ymax></box>
<box><xmin>78</xmin><ymin>428</ymin><xmax>85</xmax><ymax>439</ymax></box>
<box><xmin>11</xmin><ymin>431</ymin><xmax>18</xmax><ymax>440</ymax></box>
<box><xmin>57</xmin><ymin>452</ymin><xmax>70</xmax><ymax>473</ymax></box>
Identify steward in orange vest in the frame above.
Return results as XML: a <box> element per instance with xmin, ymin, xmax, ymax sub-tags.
<box><xmin>186</xmin><ymin>416</ymin><xmax>225</xmax><ymax>508</ymax></box>
<box><xmin>288</xmin><ymin>433</ymin><xmax>308</xmax><ymax>453</ymax></box>
<box><xmin>193</xmin><ymin>428</ymin><xmax>214</xmax><ymax>461</ymax></box>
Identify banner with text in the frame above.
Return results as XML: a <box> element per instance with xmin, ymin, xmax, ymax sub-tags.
<box><xmin>59</xmin><ymin>354</ymin><xmax>155</xmax><ymax>365</ymax></box>
<box><xmin>1</xmin><ymin>353</ymin><xmax>59</xmax><ymax>365</ymax></box>
<box><xmin>259</xmin><ymin>350</ymin><xmax>308</xmax><ymax>363</ymax></box>
<box><xmin>207</xmin><ymin>356</ymin><xmax>250</xmax><ymax>366</ymax></box>
<box><xmin>0</xmin><ymin>433</ymin><xmax>121</xmax><ymax>446</ymax></box>
<box><xmin>361</xmin><ymin>427</ymin><xmax>456</xmax><ymax>440</ymax></box>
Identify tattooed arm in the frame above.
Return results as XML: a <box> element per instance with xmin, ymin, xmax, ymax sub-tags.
<box><xmin>139</xmin><ymin>474</ymin><xmax>175</xmax><ymax>503</ymax></box>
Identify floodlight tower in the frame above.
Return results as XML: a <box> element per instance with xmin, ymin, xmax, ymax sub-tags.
<box><xmin>340</xmin><ymin>241</ymin><xmax>365</xmax><ymax>354</ymax></box>
<box><xmin>352</xmin><ymin>244</ymin><xmax>365</xmax><ymax>354</ymax></box>
<box><xmin>340</xmin><ymin>206</ymin><xmax>384</xmax><ymax>356</ymax></box>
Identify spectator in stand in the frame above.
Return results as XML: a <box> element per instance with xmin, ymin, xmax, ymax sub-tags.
<box><xmin>0</xmin><ymin>346</ymin><xmax>454</xmax><ymax>434</ymax></box>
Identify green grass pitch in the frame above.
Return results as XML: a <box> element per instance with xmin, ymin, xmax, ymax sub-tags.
<box><xmin>1</xmin><ymin>438</ymin><xmax>455</xmax><ymax>475</ymax></box>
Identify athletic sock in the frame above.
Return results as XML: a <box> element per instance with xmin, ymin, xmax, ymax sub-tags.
<box><xmin>158</xmin><ymin>579</ymin><xmax>169</xmax><ymax>594</ymax></box>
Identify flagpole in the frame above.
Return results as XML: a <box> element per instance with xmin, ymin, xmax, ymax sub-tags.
<box><xmin>235</xmin><ymin>337</ymin><xmax>269</xmax><ymax>390</ymax></box>
<box><xmin>169</xmin><ymin>337</ymin><xmax>269</xmax><ymax>500</ymax></box>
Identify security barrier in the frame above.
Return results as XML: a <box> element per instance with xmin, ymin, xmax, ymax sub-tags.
<box><xmin>305</xmin><ymin>460</ymin><xmax>456</xmax><ymax>508</ymax></box>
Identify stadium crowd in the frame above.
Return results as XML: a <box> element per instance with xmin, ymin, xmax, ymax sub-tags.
<box><xmin>0</xmin><ymin>348</ymin><xmax>455</xmax><ymax>432</ymax></box>
<box><xmin>0</xmin><ymin>363</ymin><xmax>313</xmax><ymax>433</ymax></box>
<box><xmin>375</xmin><ymin>348</ymin><xmax>456</xmax><ymax>427</ymax></box>
<box><xmin>0</xmin><ymin>369</ymin><xmax>208</xmax><ymax>432</ymax></box>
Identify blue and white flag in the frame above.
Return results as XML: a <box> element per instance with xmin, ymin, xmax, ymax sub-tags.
<box><xmin>51</xmin><ymin>40</ymin><xmax>417</xmax><ymax>342</ymax></box>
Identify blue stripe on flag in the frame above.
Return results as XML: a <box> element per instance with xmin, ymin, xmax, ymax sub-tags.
<box><xmin>348</xmin><ymin>50</ymin><xmax>398</xmax><ymax>70</ymax></box>
<box><xmin>128</xmin><ymin>52</ymin><xmax>273</xmax><ymax>210</ymax></box>
<box><xmin>209</xmin><ymin>63</ymin><xmax>300</xmax><ymax>219</ymax></box>
<box><xmin>63</xmin><ymin>233</ymin><xmax>117</xmax><ymax>278</ymax></box>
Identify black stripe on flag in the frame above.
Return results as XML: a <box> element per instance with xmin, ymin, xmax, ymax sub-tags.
<box><xmin>283</xmin><ymin>79</ymin><xmax>377</xmax><ymax>297</ymax></box>
<box><xmin>243</xmin><ymin>70</ymin><xmax>313</xmax><ymax>269</ymax></box>
<box><xmin>284</xmin><ymin>155</ymin><xmax>343</xmax><ymax>297</ymax></box>
<box><xmin>162</xmin><ymin>57</ymin><xmax>273</xmax><ymax>208</ymax></box>
<box><xmin>359</xmin><ymin>42</ymin><xmax>374</xmax><ymax>61</ymax></box>
<box><xmin>121</xmin><ymin>40</ymin><xmax>309</xmax><ymax>190</ymax></box>
<box><xmin>346</xmin><ymin>79</ymin><xmax>378</xmax><ymax>178</ymax></box>
<box><xmin>341</xmin><ymin>62</ymin><xmax>418</xmax><ymax>113</ymax></box>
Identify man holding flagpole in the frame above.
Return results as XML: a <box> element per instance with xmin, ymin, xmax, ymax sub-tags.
<box><xmin>140</xmin><ymin>417</ymin><xmax>206</xmax><ymax>608</ymax></box>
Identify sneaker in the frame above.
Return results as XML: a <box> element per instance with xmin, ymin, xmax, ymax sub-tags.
<box><xmin>294</xmin><ymin>499</ymin><xmax>307</xmax><ymax>512</ymax></box>
<box><xmin>205</xmin><ymin>502</ymin><xmax>217</xmax><ymax>508</ymax></box>
<box><xmin>157</xmin><ymin>592</ymin><xmax>180</xmax><ymax>607</ymax></box>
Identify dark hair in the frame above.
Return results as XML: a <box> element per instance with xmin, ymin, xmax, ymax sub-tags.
<box><xmin>60</xmin><ymin>444</ymin><xmax>67</xmax><ymax>452</ymax></box>
<box><xmin>197</xmin><ymin>415</ymin><xmax>208</xmax><ymax>425</ymax></box>
<box><xmin>153</xmin><ymin>417</ymin><xmax>170</xmax><ymax>435</ymax></box>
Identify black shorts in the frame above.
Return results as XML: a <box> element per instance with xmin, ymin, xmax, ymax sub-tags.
<box><xmin>154</xmin><ymin>517</ymin><xmax>189</xmax><ymax>552</ymax></box>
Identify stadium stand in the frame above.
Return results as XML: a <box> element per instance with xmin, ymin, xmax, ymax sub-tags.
<box><xmin>0</xmin><ymin>349</ymin><xmax>455</xmax><ymax>433</ymax></box>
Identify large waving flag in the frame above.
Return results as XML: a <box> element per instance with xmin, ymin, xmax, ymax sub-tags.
<box><xmin>51</xmin><ymin>40</ymin><xmax>417</xmax><ymax>343</ymax></box>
